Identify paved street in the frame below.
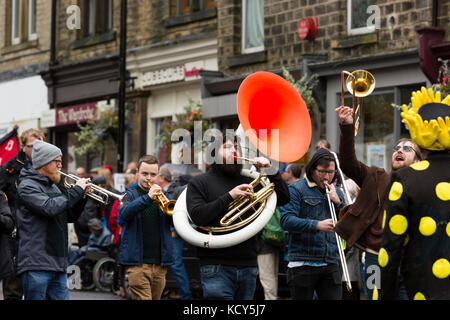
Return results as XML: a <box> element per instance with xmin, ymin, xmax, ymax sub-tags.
<box><xmin>0</xmin><ymin>281</ymin><xmax>126</xmax><ymax>300</ymax></box>
<box><xmin>69</xmin><ymin>289</ymin><xmax>126</xmax><ymax>300</ymax></box>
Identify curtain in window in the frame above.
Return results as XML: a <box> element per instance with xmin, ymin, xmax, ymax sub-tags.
<box><xmin>244</xmin><ymin>0</ymin><xmax>264</xmax><ymax>51</ymax></box>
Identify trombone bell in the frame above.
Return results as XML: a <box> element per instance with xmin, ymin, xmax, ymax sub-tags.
<box><xmin>345</xmin><ymin>70</ymin><xmax>375</xmax><ymax>97</ymax></box>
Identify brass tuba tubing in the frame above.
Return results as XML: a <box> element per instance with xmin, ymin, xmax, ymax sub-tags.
<box><xmin>59</xmin><ymin>171</ymin><xmax>128</xmax><ymax>205</ymax></box>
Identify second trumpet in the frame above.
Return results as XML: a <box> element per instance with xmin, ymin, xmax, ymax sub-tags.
<box><xmin>146</xmin><ymin>181</ymin><xmax>176</xmax><ymax>216</ymax></box>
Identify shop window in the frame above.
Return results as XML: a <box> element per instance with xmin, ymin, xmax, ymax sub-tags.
<box><xmin>242</xmin><ymin>0</ymin><xmax>264</xmax><ymax>54</ymax></box>
<box><xmin>170</xmin><ymin>0</ymin><xmax>215</xmax><ymax>17</ymax></box>
<box><xmin>82</xmin><ymin>0</ymin><xmax>113</xmax><ymax>38</ymax></box>
<box><xmin>344</xmin><ymin>92</ymin><xmax>394</xmax><ymax>171</ymax></box>
<box><xmin>347</xmin><ymin>0</ymin><xmax>377</xmax><ymax>36</ymax></box>
<box><xmin>399</xmin><ymin>84</ymin><xmax>426</xmax><ymax>138</ymax></box>
<box><xmin>7</xmin><ymin>0</ymin><xmax>37</xmax><ymax>46</ymax></box>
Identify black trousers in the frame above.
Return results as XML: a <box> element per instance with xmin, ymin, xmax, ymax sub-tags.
<box><xmin>287</xmin><ymin>264</ymin><xmax>342</xmax><ymax>300</ymax></box>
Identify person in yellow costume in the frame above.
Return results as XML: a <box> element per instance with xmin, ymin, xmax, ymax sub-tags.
<box><xmin>378</xmin><ymin>87</ymin><xmax>450</xmax><ymax>300</ymax></box>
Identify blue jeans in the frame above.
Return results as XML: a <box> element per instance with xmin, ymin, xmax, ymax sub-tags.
<box><xmin>21</xmin><ymin>271</ymin><xmax>69</xmax><ymax>300</ymax></box>
<box><xmin>170</xmin><ymin>236</ymin><xmax>193</xmax><ymax>299</ymax></box>
<box><xmin>200</xmin><ymin>265</ymin><xmax>258</xmax><ymax>300</ymax></box>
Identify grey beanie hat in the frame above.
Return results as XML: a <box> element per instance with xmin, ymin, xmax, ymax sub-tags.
<box><xmin>32</xmin><ymin>140</ymin><xmax>62</xmax><ymax>169</ymax></box>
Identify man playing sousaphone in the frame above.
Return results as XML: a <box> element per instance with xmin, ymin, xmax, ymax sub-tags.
<box><xmin>334</xmin><ymin>105</ymin><xmax>422</xmax><ymax>299</ymax></box>
<box><xmin>186</xmin><ymin>131</ymin><xmax>290</xmax><ymax>300</ymax></box>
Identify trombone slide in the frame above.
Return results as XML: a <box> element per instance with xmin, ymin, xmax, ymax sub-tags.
<box><xmin>325</xmin><ymin>184</ymin><xmax>352</xmax><ymax>292</ymax></box>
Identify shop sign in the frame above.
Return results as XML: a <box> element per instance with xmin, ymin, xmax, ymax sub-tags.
<box><xmin>141</xmin><ymin>61</ymin><xmax>205</xmax><ymax>87</ymax></box>
<box><xmin>184</xmin><ymin>61</ymin><xmax>204</xmax><ymax>81</ymax></box>
<box><xmin>141</xmin><ymin>66</ymin><xmax>185</xmax><ymax>87</ymax></box>
<box><xmin>56</xmin><ymin>103</ymin><xmax>97</xmax><ymax>126</ymax></box>
<box><xmin>41</xmin><ymin>109</ymin><xmax>56</xmax><ymax>128</ymax></box>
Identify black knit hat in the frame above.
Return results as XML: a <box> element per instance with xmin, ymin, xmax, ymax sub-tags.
<box><xmin>305</xmin><ymin>148</ymin><xmax>337</xmax><ymax>183</ymax></box>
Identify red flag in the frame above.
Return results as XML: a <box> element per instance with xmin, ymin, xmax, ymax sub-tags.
<box><xmin>0</xmin><ymin>128</ymin><xmax>19</xmax><ymax>166</ymax></box>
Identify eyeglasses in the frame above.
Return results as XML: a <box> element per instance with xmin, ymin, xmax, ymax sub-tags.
<box><xmin>315</xmin><ymin>169</ymin><xmax>336</xmax><ymax>176</ymax></box>
<box><xmin>52</xmin><ymin>160</ymin><xmax>62</xmax><ymax>165</ymax></box>
<box><xmin>393</xmin><ymin>145</ymin><xmax>415</xmax><ymax>152</ymax></box>
<box><xmin>393</xmin><ymin>145</ymin><xmax>421</xmax><ymax>159</ymax></box>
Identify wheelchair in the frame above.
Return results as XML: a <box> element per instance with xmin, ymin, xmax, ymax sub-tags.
<box><xmin>70</xmin><ymin>244</ymin><xmax>119</xmax><ymax>293</ymax></box>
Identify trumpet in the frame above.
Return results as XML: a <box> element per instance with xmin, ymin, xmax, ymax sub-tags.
<box><xmin>59</xmin><ymin>171</ymin><xmax>128</xmax><ymax>205</ymax></box>
<box><xmin>146</xmin><ymin>182</ymin><xmax>176</xmax><ymax>216</ymax></box>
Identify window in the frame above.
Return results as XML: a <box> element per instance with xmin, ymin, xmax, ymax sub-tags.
<box><xmin>347</xmin><ymin>0</ymin><xmax>377</xmax><ymax>36</ymax></box>
<box><xmin>170</xmin><ymin>0</ymin><xmax>216</xmax><ymax>17</ymax></box>
<box><xmin>344</xmin><ymin>92</ymin><xmax>394</xmax><ymax>171</ymax></box>
<box><xmin>242</xmin><ymin>0</ymin><xmax>264</xmax><ymax>54</ymax></box>
<box><xmin>82</xmin><ymin>0</ymin><xmax>113</xmax><ymax>37</ymax></box>
<box><xmin>28</xmin><ymin>0</ymin><xmax>37</xmax><ymax>40</ymax></box>
<box><xmin>11</xmin><ymin>0</ymin><xmax>20</xmax><ymax>44</ymax></box>
<box><xmin>9</xmin><ymin>0</ymin><xmax>37</xmax><ymax>45</ymax></box>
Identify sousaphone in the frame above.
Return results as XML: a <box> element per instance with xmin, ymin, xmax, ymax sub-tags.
<box><xmin>173</xmin><ymin>72</ymin><xmax>312</xmax><ymax>248</ymax></box>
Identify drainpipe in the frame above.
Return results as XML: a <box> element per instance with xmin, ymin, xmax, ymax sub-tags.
<box><xmin>431</xmin><ymin>0</ymin><xmax>438</xmax><ymax>27</ymax></box>
<box><xmin>49</xmin><ymin>0</ymin><xmax>57</xmax><ymax>144</ymax></box>
<box><xmin>117</xmin><ymin>0</ymin><xmax>127</xmax><ymax>172</ymax></box>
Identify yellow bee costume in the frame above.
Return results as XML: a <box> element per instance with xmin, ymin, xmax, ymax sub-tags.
<box><xmin>379</xmin><ymin>88</ymin><xmax>450</xmax><ymax>300</ymax></box>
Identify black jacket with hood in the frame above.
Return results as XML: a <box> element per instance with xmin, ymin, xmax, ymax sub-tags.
<box><xmin>15</xmin><ymin>167</ymin><xmax>86</xmax><ymax>275</ymax></box>
<box><xmin>0</xmin><ymin>191</ymin><xmax>15</xmax><ymax>280</ymax></box>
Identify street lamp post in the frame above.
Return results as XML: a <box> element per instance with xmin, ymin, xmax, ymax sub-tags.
<box><xmin>117</xmin><ymin>0</ymin><xmax>127</xmax><ymax>173</ymax></box>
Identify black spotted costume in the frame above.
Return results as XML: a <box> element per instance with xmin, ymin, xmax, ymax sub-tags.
<box><xmin>379</xmin><ymin>88</ymin><xmax>450</xmax><ymax>300</ymax></box>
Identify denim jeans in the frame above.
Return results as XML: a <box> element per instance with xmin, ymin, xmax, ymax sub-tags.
<box><xmin>287</xmin><ymin>264</ymin><xmax>342</xmax><ymax>300</ymax></box>
<box><xmin>21</xmin><ymin>271</ymin><xmax>69</xmax><ymax>300</ymax></box>
<box><xmin>200</xmin><ymin>265</ymin><xmax>258</xmax><ymax>300</ymax></box>
<box><xmin>170</xmin><ymin>236</ymin><xmax>193</xmax><ymax>299</ymax></box>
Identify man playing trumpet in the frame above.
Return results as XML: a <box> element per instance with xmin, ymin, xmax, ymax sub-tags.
<box><xmin>16</xmin><ymin>140</ymin><xmax>91</xmax><ymax>300</ymax></box>
<box><xmin>117</xmin><ymin>155</ymin><xmax>174</xmax><ymax>300</ymax></box>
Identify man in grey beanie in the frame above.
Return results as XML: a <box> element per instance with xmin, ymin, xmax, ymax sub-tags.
<box><xmin>15</xmin><ymin>140</ymin><xmax>92</xmax><ymax>300</ymax></box>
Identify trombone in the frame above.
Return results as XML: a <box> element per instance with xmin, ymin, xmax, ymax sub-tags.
<box><xmin>324</xmin><ymin>179</ymin><xmax>352</xmax><ymax>292</ymax></box>
<box><xmin>59</xmin><ymin>171</ymin><xmax>128</xmax><ymax>205</ymax></box>
<box><xmin>341</xmin><ymin>70</ymin><xmax>375</xmax><ymax>136</ymax></box>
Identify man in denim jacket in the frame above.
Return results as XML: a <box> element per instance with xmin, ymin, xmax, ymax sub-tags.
<box><xmin>280</xmin><ymin>148</ymin><xmax>346</xmax><ymax>300</ymax></box>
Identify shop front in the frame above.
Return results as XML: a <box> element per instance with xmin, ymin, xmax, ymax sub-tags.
<box><xmin>0</xmin><ymin>75</ymin><xmax>49</xmax><ymax>140</ymax></box>
<box><xmin>127</xmin><ymin>35</ymin><xmax>218</xmax><ymax>168</ymax></box>
<box><xmin>308</xmin><ymin>49</ymin><xmax>429</xmax><ymax>171</ymax></box>
<box><xmin>40</xmin><ymin>55</ymin><xmax>141</xmax><ymax>174</ymax></box>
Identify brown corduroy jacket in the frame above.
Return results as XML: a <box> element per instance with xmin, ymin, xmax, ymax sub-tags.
<box><xmin>334</xmin><ymin>123</ymin><xmax>392</xmax><ymax>252</ymax></box>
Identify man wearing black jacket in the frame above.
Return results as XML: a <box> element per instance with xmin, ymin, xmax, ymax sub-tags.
<box><xmin>186</xmin><ymin>133</ymin><xmax>290</xmax><ymax>300</ymax></box>
<box><xmin>0</xmin><ymin>128</ymin><xmax>45</xmax><ymax>300</ymax></box>
<box><xmin>16</xmin><ymin>140</ymin><xmax>91</xmax><ymax>300</ymax></box>
<box><xmin>0</xmin><ymin>191</ymin><xmax>15</xmax><ymax>284</ymax></box>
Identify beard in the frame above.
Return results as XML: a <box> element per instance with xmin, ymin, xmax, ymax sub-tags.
<box><xmin>216</xmin><ymin>163</ymin><xmax>243</xmax><ymax>177</ymax></box>
<box><xmin>41</xmin><ymin>167</ymin><xmax>61</xmax><ymax>184</ymax></box>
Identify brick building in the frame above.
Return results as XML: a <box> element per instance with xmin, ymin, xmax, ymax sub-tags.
<box><xmin>203</xmin><ymin>0</ymin><xmax>450</xmax><ymax>170</ymax></box>
<box><xmin>0</xmin><ymin>0</ymin><xmax>52</xmax><ymax>139</ymax></box>
<box><xmin>0</xmin><ymin>0</ymin><xmax>218</xmax><ymax>173</ymax></box>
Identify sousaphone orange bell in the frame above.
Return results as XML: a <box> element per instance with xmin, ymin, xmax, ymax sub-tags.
<box><xmin>237</xmin><ymin>71</ymin><xmax>312</xmax><ymax>163</ymax></box>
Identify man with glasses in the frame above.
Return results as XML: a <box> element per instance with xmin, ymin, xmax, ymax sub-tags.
<box><xmin>334</xmin><ymin>105</ymin><xmax>422</xmax><ymax>300</ymax></box>
<box><xmin>0</xmin><ymin>128</ymin><xmax>45</xmax><ymax>300</ymax></box>
<box><xmin>280</xmin><ymin>148</ymin><xmax>346</xmax><ymax>300</ymax></box>
<box><xmin>15</xmin><ymin>140</ymin><xmax>91</xmax><ymax>300</ymax></box>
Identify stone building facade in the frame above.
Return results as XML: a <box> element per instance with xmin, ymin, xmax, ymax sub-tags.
<box><xmin>0</xmin><ymin>0</ymin><xmax>218</xmax><ymax>173</ymax></box>
<box><xmin>0</xmin><ymin>0</ymin><xmax>52</xmax><ymax>138</ymax></box>
<box><xmin>203</xmin><ymin>0</ymin><xmax>449</xmax><ymax>170</ymax></box>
